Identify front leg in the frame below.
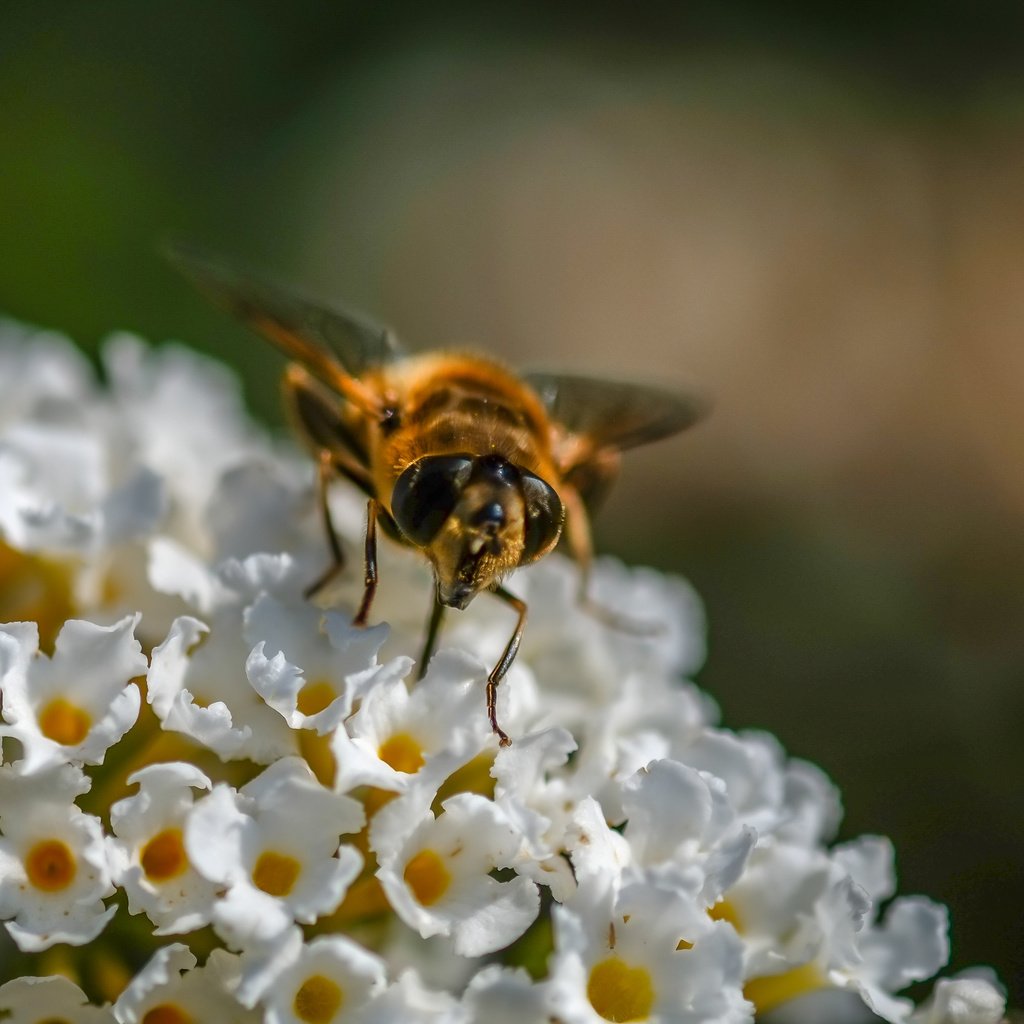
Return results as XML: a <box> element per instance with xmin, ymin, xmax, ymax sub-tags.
<box><xmin>353</xmin><ymin>499</ymin><xmax>379</xmax><ymax>627</ymax></box>
<box><xmin>487</xmin><ymin>585</ymin><xmax>528</xmax><ymax>747</ymax></box>
<box><xmin>304</xmin><ymin>448</ymin><xmax>347</xmax><ymax>601</ymax></box>
<box><xmin>417</xmin><ymin>595</ymin><xmax>447</xmax><ymax>681</ymax></box>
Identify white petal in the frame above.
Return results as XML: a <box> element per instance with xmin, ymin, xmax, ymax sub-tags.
<box><xmin>0</xmin><ymin>975</ymin><xmax>114</xmax><ymax>1023</ymax></box>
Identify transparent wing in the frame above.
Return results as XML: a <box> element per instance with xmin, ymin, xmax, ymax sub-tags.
<box><xmin>165</xmin><ymin>241</ymin><xmax>405</xmax><ymax>380</ymax></box>
<box><xmin>524</xmin><ymin>371</ymin><xmax>709</xmax><ymax>453</ymax></box>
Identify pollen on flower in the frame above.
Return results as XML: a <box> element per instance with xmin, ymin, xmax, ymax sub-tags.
<box><xmin>140</xmin><ymin>1004</ymin><xmax>194</xmax><ymax>1024</ymax></box>
<box><xmin>297</xmin><ymin>679</ymin><xmax>337</xmax><ymax>717</ymax></box>
<box><xmin>378</xmin><ymin>732</ymin><xmax>425</xmax><ymax>775</ymax></box>
<box><xmin>252</xmin><ymin>850</ymin><xmax>302</xmax><ymax>897</ymax></box>
<box><xmin>743</xmin><ymin>961</ymin><xmax>826</xmax><ymax>1015</ymax></box>
<box><xmin>37</xmin><ymin>697</ymin><xmax>92</xmax><ymax>746</ymax></box>
<box><xmin>587</xmin><ymin>956</ymin><xmax>656</xmax><ymax>1023</ymax></box>
<box><xmin>25</xmin><ymin>838</ymin><xmax>77</xmax><ymax>892</ymax></box>
<box><xmin>403</xmin><ymin>848</ymin><xmax>451</xmax><ymax>907</ymax></box>
<box><xmin>293</xmin><ymin>974</ymin><xmax>345</xmax><ymax>1023</ymax></box>
<box><xmin>140</xmin><ymin>828</ymin><xmax>189</xmax><ymax>882</ymax></box>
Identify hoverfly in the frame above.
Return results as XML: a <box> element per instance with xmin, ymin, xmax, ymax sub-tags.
<box><xmin>166</xmin><ymin>244</ymin><xmax>706</xmax><ymax>744</ymax></box>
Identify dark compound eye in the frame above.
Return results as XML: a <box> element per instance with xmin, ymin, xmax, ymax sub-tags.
<box><xmin>520</xmin><ymin>470</ymin><xmax>564</xmax><ymax>561</ymax></box>
<box><xmin>473</xmin><ymin>453</ymin><xmax>519</xmax><ymax>487</ymax></box>
<box><xmin>391</xmin><ymin>455</ymin><xmax>474</xmax><ymax>546</ymax></box>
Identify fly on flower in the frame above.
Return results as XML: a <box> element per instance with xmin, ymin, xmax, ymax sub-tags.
<box><xmin>165</xmin><ymin>243</ymin><xmax>706</xmax><ymax>745</ymax></box>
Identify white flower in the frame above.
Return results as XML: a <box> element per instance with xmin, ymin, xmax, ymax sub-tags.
<box><xmin>825</xmin><ymin>837</ymin><xmax>951</xmax><ymax>1023</ymax></box>
<box><xmin>359</xmin><ymin>969</ymin><xmax>465</xmax><ymax>1024</ymax></box>
<box><xmin>0</xmin><ymin>764</ymin><xmax>116</xmax><ymax>950</ymax></box>
<box><xmin>462</xmin><ymin>965</ymin><xmax>548</xmax><ymax>1024</ymax></box>
<box><xmin>108</xmin><ymin>761</ymin><xmax>219</xmax><ymax>934</ymax></box>
<box><xmin>185</xmin><ymin>757</ymin><xmax>364</xmax><ymax>949</ymax></box>
<box><xmin>0</xmin><ymin>319</ymin><xmax>96</xmax><ymax>425</ymax></box>
<box><xmin>0</xmin><ymin>615</ymin><xmax>145</xmax><ymax>774</ymax></box>
<box><xmin>0</xmin><ymin>413</ymin><xmax>164</xmax><ymax>554</ymax></box>
<box><xmin>909</xmin><ymin>972</ymin><xmax>1007</xmax><ymax>1024</ymax></box>
<box><xmin>547</xmin><ymin>878</ymin><xmax>751</xmax><ymax>1024</ymax></box>
<box><xmin>331</xmin><ymin>649</ymin><xmax>492</xmax><ymax>798</ymax></box>
<box><xmin>100</xmin><ymin>333</ymin><xmax>267</xmax><ymax>554</ymax></box>
<box><xmin>617</xmin><ymin>758</ymin><xmax>757</xmax><ymax>907</ymax></box>
<box><xmin>0</xmin><ymin>974</ymin><xmax>114</xmax><ymax>1023</ymax></box>
<box><xmin>241</xmin><ymin>930</ymin><xmax>388</xmax><ymax>1022</ymax></box>
<box><xmin>112</xmin><ymin>943</ymin><xmax>258</xmax><ymax>1023</ymax></box>
<box><xmin>717</xmin><ymin>835</ymin><xmax>952</xmax><ymax>1023</ymax></box>
<box><xmin>490</xmin><ymin>726</ymin><xmax>580</xmax><ymax>901</ymax></box>
<box><xmin>708</xmin><ymin>840</ymin><xmax>836</xmax><ymax>979</ymax></box>
<box><xmin>374</xmin><ymin>792</ymin><xmax>539</xmax><ymax>957</ymax></box>
<box><xmin>0</xmin><ymin>321</ymin><xmax>1006</xmax><ymax>1024</ymax></box>
<box><xmin>244</xmin><ymin>592</ymin><xmax>397</xmax><ymax>734</ymax></box>
<box><xmin>148</xmin><ymin>613</ymin><xmax>296</xmax><ymax>763</ymax></box>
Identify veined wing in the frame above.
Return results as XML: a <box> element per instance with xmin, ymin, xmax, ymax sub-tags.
<box><xmin>524</xmin><ymin>371</ymin><xmax>709</xmax><ymax>454</ymax></box>
<box><xmin>164</xmin><ymin>241</ymin><xmax>405</xmax><ymax>385</ymax></box>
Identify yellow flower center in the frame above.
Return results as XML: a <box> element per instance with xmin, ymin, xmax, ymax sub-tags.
<box><xmin>708</xmin><ymin>898</ymin><xmax>742</xmax><ymax>930</ymax></box>
<box><xmin>0</xmin><ymin>541</ymin><xmax>75</xmax><ymax>653</ymax></box>
<box><xmin>25</xmin><ymin>839</ymin><xmax>76</xmax><ymax>892</ymax></box>
<box><xmin>431</xmin><ymin>752</ymin><xmax>496</xmax><ymax>814</ymax></box>
<box><xmin>140</xmin><ymin>828</ymin><xmax>188</xmax><ymax>882</ymax></box>
<box><xmin>743</xmin><ymin>962</ymin><xmax>827</xmax><ymax>1015</ymax></box>
<box><xmin>38</xmin><ymin>697</ymin><xmax>92</xmax><ymax>746</ymax></box>
<box><xmin>297</xmin><ymin>679</ymin><xmax>337</xmax><ymax>717</ymax></box>
<box><xmin>141</xmin><ymin>1006</ymin><xmax>193</xmax><ymax>1024</ymax></box>
<box><xmin>378</xmin><ymin>732</ymin><xmax>425</xmax><ymax>774</ymax></box>
<box><xmin>299</xmin><ymin>728</ymin><xmax>337</xmax><ymax>788</ymax></box>
<box><xmin>293</xmin><ymin>974</ymin><xmax>345</xmax><ymax>1023</ymax></box>
<box><xmin>587</xmin><ymin>956</ymin><xmax>656</xmax><ymax>1022</ymax></box>
<box><xmin>252</xmin><ymin>850</ymin><xmax>302</xmax><ymax>897</ymax></box>
<box><xmin>403</xmin><ymin>848</ymin><xmax>451</xmax><ymax>906</ymax></box>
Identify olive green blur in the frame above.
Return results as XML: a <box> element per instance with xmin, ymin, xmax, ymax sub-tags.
<box><xmin>2</xmin><ymin>1</ymin><xmax>1022</xmax><ymax>1005</ymax></box>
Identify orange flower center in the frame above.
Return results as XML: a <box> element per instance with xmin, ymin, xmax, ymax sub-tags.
<box><xmin>252</xmin><ymin>850</ymin><xmax>302</xmax><ymax>897</ymax></box>
<box><xmin>293</xmin><ymin>974</ymin><xmax>345</xmax><ymax>1023</ymax></box>
<box><xmin>587</xmin><ymin>956</ymin><xmax>656</xmax><ymax>1022</ymax></box>
<box><xmin>141</xmin><ymin>1006</ymin><xmax>193</xmax><ymax>1024</ymax></box>
<box><xmin>403</xmin><ymin>848</ymin><xmax>450</xmax><ymax>906</ymax></box>
<box><xmin>140</xmin><ymin>828</ymin><xmax>188</xmax><ymax>882</ymax></box>
<box><xmin>25</xmin><ymin>839</ymin><xmax>76</xmax><ymax>892</ymax></box>
<box><xmin>378</xmin><ymin>732</ymin><xmax>425</xmax><ymax>775</ymax></box>
<box><xmin>38</xmin><ymin>697</ymin><xmax>91</xmax><ymax>746</ymax></box>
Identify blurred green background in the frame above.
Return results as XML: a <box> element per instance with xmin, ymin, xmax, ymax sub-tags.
<box><xmin>2</xmin><ymin>0</ymin><xmax>1022</xmax><ymax>1005</ymax></box>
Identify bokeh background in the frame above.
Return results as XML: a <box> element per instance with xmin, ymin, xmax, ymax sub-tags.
<box><xmin>2</xmin><ymin>0</ymin><xmax>1022</xmax><ymax>1005</ymax></box>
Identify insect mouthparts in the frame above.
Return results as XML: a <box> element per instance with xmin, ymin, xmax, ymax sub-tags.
<box><xmin>472</xmin><ymin>501</ymin><xmax>506</xmax><ymax>531</ymax></box>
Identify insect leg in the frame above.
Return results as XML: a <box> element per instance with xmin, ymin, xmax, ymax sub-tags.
<box><xmin>417</xmin><ymin>594</ymin><xmax>447</xmax><ymax>681</ymax></box>
<box><xmin>561</xmin><ymin>484</ymin><xmax>596</xmax><ymax>604</ymax></box>
<box><xmin>304</xmin><ymin>449</ymin><xmax>346</xmax><ymax>600</ymax></box>
<box><xmin>303</xmin><ymin>445</ymin><xmax>377</xmax><ymax>601</ymax></box>
<box><xmin>353</xmin><ymin>499</ymin><xmax>379</xmax><ymax>627</ymax></box>
<box><xmin>487</xmin><ymin>585</ymin><xmax>528</xmax><ymax>747</ymax></box>
<box><xmin>562</xmin><ymin>484</ymin><xmax>660</xmax><ymax>636</ymax></box>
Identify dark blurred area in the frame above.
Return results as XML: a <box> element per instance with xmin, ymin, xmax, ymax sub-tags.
<box><xmin>1</xmin><ymin>0</ymin><xmax>1022</xmax><ymax>1003</ymax></box>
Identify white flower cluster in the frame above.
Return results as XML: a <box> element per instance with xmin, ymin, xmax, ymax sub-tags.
<box><xmin>0</xmin><ymin>318</ymin><xmax>1007</xmax><ymax>1024</ymax></box>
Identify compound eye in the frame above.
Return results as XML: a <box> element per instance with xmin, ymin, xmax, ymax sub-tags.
<box><xmin>520</xmin><ymin>470</ymin><xmax>564</xmax><ymax>562</ymax></box>
<box><xmin>391</xmin><ymin>455</ymin><xmax>474</xmax><ymax>546</ymax></box>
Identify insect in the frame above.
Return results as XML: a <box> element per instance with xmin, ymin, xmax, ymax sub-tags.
<box><xmin>166</xmin><ymin>244</ymin><xmax>707</xmax><ymax>745</ymax></box>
